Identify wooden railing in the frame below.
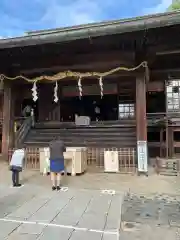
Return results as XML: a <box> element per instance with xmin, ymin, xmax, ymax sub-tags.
<box><xmin>8</xmin><ymin>146</ymin><xmax>136</xmax><ymax>172</ymax></box>
<box><xmin>15</xmin><ymin>116</ymin><xmax>33</xmax><ymax>148</ymax></box>
<box><xmin>8</xmin><ymin>147</ymin><xmax>40</xmax><ymax>169</ymax></box>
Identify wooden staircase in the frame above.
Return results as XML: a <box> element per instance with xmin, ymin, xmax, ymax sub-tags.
<box><xmin>23</xmin><ymin>120</ymin><xmax>136</xmax><ymax>148</ymax></box>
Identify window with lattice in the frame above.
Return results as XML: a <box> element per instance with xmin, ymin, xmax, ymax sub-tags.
<box><xmin>166</xmin><ymin>80</ymin><xmax>180</xmax><ymax>112</ymax></box>
<box><xmin>118</xmin><ymin>103</ymin><xmax>135</xmax><ymax>119</ymax></box>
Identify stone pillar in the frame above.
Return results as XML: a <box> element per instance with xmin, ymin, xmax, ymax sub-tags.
<box><xmin>136</xmin><ymin>74</ymin><xmax>148</xmax><ymax>174</ymax></box>
<box><xmin>2</xmin><ymin>81</ymin><xmax>14</xmax><ymax>160</ymax></box>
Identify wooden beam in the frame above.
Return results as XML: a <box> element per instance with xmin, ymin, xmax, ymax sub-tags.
<box><xmin>8</xmin><ymin>50</ymin><xmax>135</xmax><ymax>68</ymax></box>
<box><xmin>148</xmin><ymin>44</ymin><xmax>180</xmax><ymax>54</ymax></box>
<box><xmin>153</xmin><ymin>68</ymin><xmax>180</xmax><ymax>73</ymax></box>
<box><xmin>156</xmin><ymin>49</ymin><xmax>180</xmax><ymax>56</ymax></box>
<box><xmin>20</xmin><ymin>59</ymin><xmax>135</xmax><ymax>75</ymax></box>
<box><xmin>147</xmin><ymin>68</ymin><xmax>180</xmax><ymax>81</ymax></box>
<box><xmin>147</xmin><ymin>81</ymin><xmax>164</xmax><ymax>92</ymax></box>
<box><xmin>9</xmin><ymin>50</ymin><xmax>134</xmax><ymax>66</ymax></box>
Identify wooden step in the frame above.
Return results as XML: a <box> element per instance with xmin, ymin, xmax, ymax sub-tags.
<box><xmin>25</xmin><ymin>135</ymin><xmax>136</xmax><ymax>143</ymax></box>
<box><xmin>23</xmin><ymin>122</ymin><xmax>137</xmax><ymax>149</ymax></box>
<box><xmin>32</xmin><ymin>127</ymin><xmax>136</xmax><ymax>133</ymax></box>
<box><xmin>24</xmin><ymin>140</ymin><xmax>136</xmax><ymax>148</ymax></box>
<box><xmin>29</xmin><ymin>131</ymin><xmax>136</xmax><ymax>138</ymax></box>
<box><xmin>35</xmin><ymin>120</ymin><xmax>136</xmax><ymax>129</ymax></box>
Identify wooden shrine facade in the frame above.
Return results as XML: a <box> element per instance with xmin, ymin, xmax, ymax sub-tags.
<box><xmin>0</xmin><ymin>11</ymin><xmax>180</xmax><ymax>165</ymax></box>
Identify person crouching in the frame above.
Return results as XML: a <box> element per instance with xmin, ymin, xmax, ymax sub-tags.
<box><xmin>9</xmin><ymin>146</ymin><xmax>25</xmax><ymax>187</ymax></box>
<box><xmin>49</xmin><ymin>138</ymin><xmax>66</xmax><ymax>191</ymax></box>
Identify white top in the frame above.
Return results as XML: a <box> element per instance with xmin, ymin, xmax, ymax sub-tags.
<box><xmin>10</xmin><ymin>149</ymin><xmax>25</xmax><ymax>167</ymax></box>
<box><xmin>95</xmin><ymin>106</ymin><xmax>100</xmax><ymax>114</ymax></box>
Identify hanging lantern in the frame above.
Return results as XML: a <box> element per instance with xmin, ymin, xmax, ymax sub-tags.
<box><xmin>78</xmin><ymin>77</ymin><xmax>82</xmax><ymax>99</ymax></box>
<box><xmin>54</xmin><ymin>81</ymin><xmax>58</xmax><ymax>103</ymax></box>
<box><xmin>31</xmin><ymin>81</ymin><xmax>38</xmax><ymax>102</ymax></box>
<box><xmin>99</xmin><ymin>76</ymin><xmax>103</xmax><ymax>98</ymax></box>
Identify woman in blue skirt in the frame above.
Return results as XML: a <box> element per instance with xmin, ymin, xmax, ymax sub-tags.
<box><xmin>49</xmin><ymin>138</ymin><xmax>66</xmax><ymax>191</ymax></box>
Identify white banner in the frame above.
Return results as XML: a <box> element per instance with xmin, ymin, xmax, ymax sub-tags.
<box><xmin>137</xmin><ymin>141</ymin><xmax>148</xmax><ymax>173</ymax></box>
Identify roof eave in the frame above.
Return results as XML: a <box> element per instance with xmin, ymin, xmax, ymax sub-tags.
<box><xmin>0</xmin><ymin>10</ymin><xmax>180</xmax><ymax>49</ymax></box>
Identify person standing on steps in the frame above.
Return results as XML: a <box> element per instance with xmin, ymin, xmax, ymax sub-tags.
<box><xmin>22</xmin><ymin>104</ymin><xmax>31</xmax><ymax>118</ymax></box>
<box><xmin>93</xmin><ymin>101</ymin><xmax>101</xmax><ymax>121</ymax></box>
<box><xmin>49</xmin><ymin>137</ymin><xmax>66</xmax><ymax>191</ymax></box>
<box><xmin>9</xmin><ymin>146</ymin><xmax>25</xmax><ymax>187</ymax></box>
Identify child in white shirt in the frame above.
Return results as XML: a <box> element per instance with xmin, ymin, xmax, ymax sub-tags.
<box><xmin>9</xmin><ymin>148</ymin><xmax>25</xmax><ymax>187</ymax></box>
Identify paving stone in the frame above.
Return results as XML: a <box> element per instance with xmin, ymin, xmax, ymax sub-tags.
<box><xmin>77</xmin><ymin>212</ymin><xmax>106</xmax><ymax>230</ymax></box>
<box><xmin>104</xmin><ymin>217</ymin><xmax>120</xmax><ymax>232</ymax></box>
<box><xmin>60</xmin><ymin>192</ymin><xmax>92</xmax><ymax>215</ymax></box>
<box><xmin>85</xmin><ymin>194</ymin><xmax>112</xmax><ymax>215</ymax></box>
<box><xmin>0</xmin><ymin>186</ymin><xmax>123</xmax><ymax>239</ymax></box>
<box><xmin>7</xmin><ymin>232</ymin><xmax>39</xmax><ymax>240</ymax></box>
<box><xmin>28</xmin><ymin>193</ymin><xmax>73</xmax><ymax>223</ymax></box>
<box><xmin>17</xmin><ymin>192</ymin><xmax>75</xmax><ymax>234</ymax></box>
<box><xmin>76</xmin><ymin>194</ymin><xmax>123</xmax><ymax>231</ymax></box>
<box><xmin>53</xmin><ymin>213</ymin><xmax>82</xmax><ymax>226</ymax></box>
<box><xmin>0</xmin><ymin>186</ymin><xmax>18</xmax><ymax>200</ymax></box>
<box><xmin>38</xmin><ymin>227</ymin><xmax>73</xmax><ymax>240</ymax></box>
<box><xmin>70</xmin><ymin>230</ymin><xmax>102</xmax><ymax>240</ymax></box>
<box><xmin>0</xmin><ymin>221</ymin><xmax>20</xmax><ymax>238</ymax></box>
<box><xmin>102</xmin><ymin>233</ymin><xmax>119</xmax><ymax>240</ymax></box>
<box><xmin>0</xmin><ymin>191</ymin><xmax>35</xmax><ymax>218</ymax></box>
<box><xmin>53</xmin><ymin>192</ymin><xmax>93</xmax><ymax>226</ymax></box>
<box><xmin>7</xmin><ymin>196</ymin><xmax>51</xmax><ymax>219</ymax></box>
<box><xmin>17</xmin><ymin>223</ymin><xmax>45</xmax><ymax>235</ymax></box>
<box><xmin>105</xmin><ymin>195</ymin><xmax>122</xmax><ymax>231</ymax></box>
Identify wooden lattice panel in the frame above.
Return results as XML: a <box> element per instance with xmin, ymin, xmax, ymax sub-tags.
<box><xmin>155</xmin><ymin>157</ymin><xmax>180</xmax><ymax>176</ymax></box>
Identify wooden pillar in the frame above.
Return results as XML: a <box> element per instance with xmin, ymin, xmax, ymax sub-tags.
<box><xmin>136</xmin><ymin>74</ymin><xmax>148</xmax><ymax>174</ymax></box>
<box><xmin>38</xmin><ymin>84</ymin><xmax>61</xmax><ymax>122</ymax></box>
<box><xmin>2</xmin><ymin>81</ymin><xmax>14</xmax><ymax>159</ymax></box>
<box><xmin>168</xmin><ymin>126</ymin><xmax>173</xmax><ymax>158</ymax></box>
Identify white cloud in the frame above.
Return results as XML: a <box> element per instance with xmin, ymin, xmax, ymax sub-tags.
<box><xmin>40</xmin><ymin>0</ymin><xmax>102</xmax><ymax>27</ymax></box>
<box><xmin>143</xmin><ymin>0</ymin><xmax>172</xmax><ymax>14</ymax></box>
<box><xmin>0</xmin><ymin>0</ymin><xmax>102</xmax><ymax>36</ymax></box>
<box><xmin>0</xmin><ymin>0</ymin><xmax>172</xmax><ymax>37</ymax></box>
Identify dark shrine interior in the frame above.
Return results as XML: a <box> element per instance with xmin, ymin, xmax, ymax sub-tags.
<box><xmin>60</xmin><ymin>94</ymin><xmax>119</xmax><ymax>122</ymax></box>
<box><xmin>146</xmin><ymin>91</ymin><xmax>166</xmax><ymax>114</ymax></box>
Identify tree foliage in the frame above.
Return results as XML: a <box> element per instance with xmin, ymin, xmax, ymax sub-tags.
<box><xmin>168</xmin><ymin>0</ymin><xmax>180</xmax><ymax>10</ymax></box>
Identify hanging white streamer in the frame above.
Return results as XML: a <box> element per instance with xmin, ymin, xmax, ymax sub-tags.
<box><xmin>78</xmin><ymin>77</ymin><xmax>82</xmax><ymax>99</ymax></box>
<box><xmin>99</xmin><ymin>76</ymin><xmax>103</xmax><ymax>98</ymax></box>
<box><xmin>54</xmin><ymin>81</ymin><xmax>58</xmax><ymax>103</ymax></box>
<box><xmin>31</xmin><ymin>81</ymin><xmax>38</xmax><ymax>102</ymax></box>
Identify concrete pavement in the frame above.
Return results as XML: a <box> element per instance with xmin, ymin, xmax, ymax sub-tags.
<box><xmin>1</xmin><ymin>184</ymin><xmax>180</xmax><ymax>240</ymax></box>
<box><xmin>0</xmin><ymin>184</ymin><xmax>122</xmax><ymax>239</ymax></box>
<box><xmin>1</xmin><ymin>162</ymin><xmax>180</xmax><ymax>239</ymax></box>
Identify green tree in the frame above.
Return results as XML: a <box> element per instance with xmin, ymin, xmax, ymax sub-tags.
<box><xmin>168</xmin><ymin>0</ymin><xmax>180</xmax><ymax>10</ymax></box>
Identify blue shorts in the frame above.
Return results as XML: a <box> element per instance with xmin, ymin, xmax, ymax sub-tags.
<box><xmin>50</xmin><ymin>158</ymin><xmax>64</xmax><ymax>173</ymax></box>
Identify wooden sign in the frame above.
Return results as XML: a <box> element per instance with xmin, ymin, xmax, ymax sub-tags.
<box><xmin>137</xmin><ymin>141</ymin><xmax>148</xmax><ymax>173</ymax></box>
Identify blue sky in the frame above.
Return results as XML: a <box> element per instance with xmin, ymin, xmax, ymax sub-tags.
<box><xmin>0</xmin><ymin>0</ymin><xmax>172</xmax><ymax>38</ymax></box>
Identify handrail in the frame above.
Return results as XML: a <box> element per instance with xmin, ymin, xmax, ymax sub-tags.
<box><xmin>15</xmin><ymin>116</ymin><xmax>33</xmax><ymax>147</ymax></box>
